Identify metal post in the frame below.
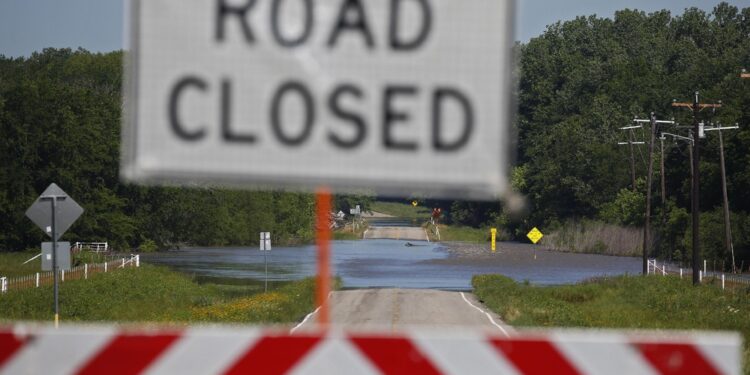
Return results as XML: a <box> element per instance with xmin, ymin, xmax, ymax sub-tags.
<box><xmin>692</xmin><ymin>92</ymin><xmax>700</xmax><ymax>286</ymax></box>
<box><xmin>660</xmin><ymin>136</ymin><xmax>667</xmax><ymax>247</ymax></box>
<box><xmin>629</xmin><ymin>131</ymin><xmax>637</xmax><ymax>191</ymax></box>
<box><xmin>717</xmin><ymin>129</ymin><xmax>735</xmax><ymax>272</ymax></box>
<box><xmin>51</xmin><ymin>197</ymin><xmax>59</xmax><ymax>327</ymax></box>
<box><xmin>643</xmin><ymin>113</ymin><xmax>656</xmax><ymax>275</ymax></box>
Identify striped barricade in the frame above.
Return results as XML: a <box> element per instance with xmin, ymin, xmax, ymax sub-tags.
<box><xmin>0</xmin><ymin>325</ymin><xmax>741</xmax><ymax>374</ymax></box>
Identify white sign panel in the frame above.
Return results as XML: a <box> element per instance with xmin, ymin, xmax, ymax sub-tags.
<box><xmin>260</xmin><ymin>232</ymin><xmax>271</xmax><ymax>250</ymax></box>
<box><xmin>122</xmin><ymin>0</ymin><xmax>514</xmax><ymax>199</ymax></box>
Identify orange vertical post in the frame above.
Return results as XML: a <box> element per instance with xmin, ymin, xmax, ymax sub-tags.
<box><xmin>315</xmin><ymin>188</ymin><xmax>332</xmax><ymax>326</ymax></box>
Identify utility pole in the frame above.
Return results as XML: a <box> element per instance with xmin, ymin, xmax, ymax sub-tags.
<box><xmin>672</xmin><ymin>92</ymin><xmax>721</xmax><ymax>285</ymax></box>
<box><xmin>633</xmin><ymin>114</ymin><xmax>674</xmax><ymax>275</ymax></box>
<box><xmin>618</xmin><ymin>125</ymin><xmax>646</xmax><ymax>192</ymax></box>
<box><xmin>704</xmin><ymin>121</ymin><xmax>740</xmax><ymax>272</ymax></box>
<box><xmin>660</xmin><ymin>135</ymin><xmax>667</xmax><ymax>230</ymax></box>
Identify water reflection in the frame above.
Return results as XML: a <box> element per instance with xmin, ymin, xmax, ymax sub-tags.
<box><xmin>143</xmin><ymin>240</ymin><xmax>642</xmax><ymax>290</ymax></box>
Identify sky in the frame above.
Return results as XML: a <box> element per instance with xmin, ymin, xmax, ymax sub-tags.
<box><xmin>0</xmin><ymin>0</ymin><xmax>749</xmax><ymax>57</ymax></box>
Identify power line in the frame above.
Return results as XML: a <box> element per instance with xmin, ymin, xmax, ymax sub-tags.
<box><xmin>672</xmin><ymin>92</ymin><xmax>722</xmax><ymax>285</ymax></box>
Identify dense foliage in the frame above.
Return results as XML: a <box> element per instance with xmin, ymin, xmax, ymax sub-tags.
<box><xmin>0</xmin><ymin>49</ymin><xmax>316</xmax><ymax>251</ymax></box>
<box><xmin>2</xmin><ymin>3</ymin><xmax>750</xmax><ymax>268</ymax></box>
<box><xmin>435</xmin><ymin>3</ymin><xmax>750</xmax><ymax>268</ymax></box>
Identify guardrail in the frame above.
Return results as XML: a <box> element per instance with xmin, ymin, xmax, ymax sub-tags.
<box><xmin>73</xmin><ymin>242</ymin><xmax>109</xmax><ymax>253</ymax></box>
<box><xmin>0</xmin><ymin>255</ymin><xmax>139</xmax><ymax>293</ymax></box>
<box><xmin>647</xmin><ymin>258</ymin><xmax>750</xmax><ymax>289</ymax></box>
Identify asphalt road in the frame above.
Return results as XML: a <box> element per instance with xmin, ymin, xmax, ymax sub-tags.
<box><xmin>292</xmin><ymin>289</ymin><xmax>512</xmax><ymax>335</ymax></box>
<box><xmin>362</xmin><ymin>226</ymin><xmax>429</xmax><ymax>241</ymax></box>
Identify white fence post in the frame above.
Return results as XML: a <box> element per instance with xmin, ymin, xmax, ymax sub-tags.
<box><xmin>136</xmin><ymin>255</ymin><xmax>140</xmax><ymax>267</ymax></box>
<box><xmin>36</xmin><ymin>273</ymin><xmax>40</xmax><ymax>287</ymax></box>
<box><xmin>699</xmin><ymin>270</ymin><xmax>703</xmax><ymax>283</ymax></box>
<box><xmin>662</xmin><ymin>264</ymin><xmax>666</xmax><ymax>276</ymax></box>
<box><xmin>704</xmin><ymin>260</ymin><xmax>707</xmax><ymax>275</ymax></box>
<box><xmin>122</xmin><ymin>258</ymin><xmax>125</xmax><ymax>268</ymax></box>
<box><xmin>61</xmin><ymin>269</ymin><xmax>65</xmax><ymax>282</ymax></box>
<box><xmin>722</xmin><ymin>274</ymin><xmax>725</xmax><ymax>290</ymax></box>
<box><xmin>1</xmin><ymin>277</ymin><xmax>6</xmax><ymax>293</ymax></box>
<box><xmin>104</xmin><ymin>262</ymin><xmax>107</xmax><ymax>273</ymax></box>
<box><xmin>680</xmin><ymin>268</ymin><xmax>683</xmax><ymax>279</ymax></box>
<box><xmin>84</xmin><ymin>264</ymin><xmax>88</xmax><ymax>279</ymax></box>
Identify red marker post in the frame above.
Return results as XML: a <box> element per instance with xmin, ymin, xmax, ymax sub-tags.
<box><xmin>315</xmin><ymin>189</ymin><xmax>332</xmax><ymax>326</ymax></box>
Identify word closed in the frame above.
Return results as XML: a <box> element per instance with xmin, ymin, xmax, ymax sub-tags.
<box><xmin>122</xmin><ymin>0</ymin><xmax>513</xmax><ymax>198</ymax></box>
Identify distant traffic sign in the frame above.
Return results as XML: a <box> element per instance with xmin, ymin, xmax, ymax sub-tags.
<box><xmin>121</xmin><ymin>0</ymin><xmax>513</xmax><ymax>199</ymax></box>
<box><xmin>260</xmin><ymin>232</ymin><xmax>271</xmax><ymax>251</ymax></box>
<box><xmin>25</xmin><ymin>183</ymin><xmax>83</xmax><ymax>240</ymax></box>
<box><xmin>527</xmin><ymin>227</ymin><xmax>543</xmax><ymax>244</ymax></box>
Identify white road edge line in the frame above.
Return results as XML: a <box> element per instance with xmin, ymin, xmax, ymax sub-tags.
<box><xmin>289</xmin><ymin>291</ymin><xmax>333</xmax><ymax>334</ymax></box>
<box><xmin>460</xmin><ymin>292</ymin><xmax>510</xmax><ymax>337</ymax></box>
<box><xmin>290</xmin><ymin>306</ymin><xmax>321</xmax><ymax>333</ymax></box>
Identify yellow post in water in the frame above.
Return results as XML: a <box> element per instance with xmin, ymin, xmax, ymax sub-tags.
<box><xmin>491</xmin><ymin>228</ymin><xmax>497</xmax><ymax>252</ymax></box>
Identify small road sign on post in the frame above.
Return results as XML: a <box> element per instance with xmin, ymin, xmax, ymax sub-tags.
<box><xmin>260</xmin><ymin>232</ymin><xmax>271</xmax><ymax>293</ymax></box>
<box><xmin>527</xmin><ymin>227</ymin><xmax>543</xmax><ymax>244</ymax></box>
<box><xmin>41</xmin><ymin>242</ymin><xmax>71</xmax><ymax>271</ymax></box>
<box><xmin>25</xmin><ymin>183</ymin><xmax>83</xmax><ymax>327</ymax></box>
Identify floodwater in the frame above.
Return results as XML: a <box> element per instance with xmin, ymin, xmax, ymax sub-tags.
<box><xmin>143</xmin><ymin>240</ymin><xmax>642</xmax><ymax>290</ymax></box>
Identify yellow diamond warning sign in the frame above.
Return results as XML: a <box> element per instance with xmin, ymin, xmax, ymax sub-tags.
<box><xmin>527</xmin><ymin>227</ymin><xmax>543</xmax><ymax>244</ymax></box>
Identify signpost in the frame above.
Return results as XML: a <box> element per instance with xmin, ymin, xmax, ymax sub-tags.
<box><xmin>123</xmin><ymin>0</ymin><xmax>513</xmax><ymax>326</ymax></box>
<box><xmin>25</xmin><ymin>183</ymin><xmax>84</xmax><ymax>327</ymax></box>
<box><xmin>527</xmin><ymin>227</ymin><xmax>543</xmax><ymax>260</ymax></box>
<box><xmin>260</xmin><ymin>232</ymin><xmax>271</xmax><ymax>293</ymax></box>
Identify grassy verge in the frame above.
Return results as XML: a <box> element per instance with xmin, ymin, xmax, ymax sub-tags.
<box><xmin>0</xmin><ymin>250</ymin><xmax>44</xmax><ymax>277</ymax></box>
<box><xmin>473</xmin><ymin>274</ymin><xmax>750</xmax><ymax>372</ymax></box>
<box><xmin>0</xmin><ymin>264</ymin><xmax>325</xmax><ymax>324</ymax></box>
<box><xmin>370</xmin><ymin>201</ymin><xmax>430</xmax><ymax>219</ymax></box>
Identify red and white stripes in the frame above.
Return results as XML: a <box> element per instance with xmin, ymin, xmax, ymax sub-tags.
<box><xmin>0</xmin><ymin>326</ymin><xmax>740</xmax><ymax>374</ymax></box>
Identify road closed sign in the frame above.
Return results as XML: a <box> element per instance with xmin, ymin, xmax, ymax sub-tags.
<box><xmin>121</xmin><ymin>0</ymin><xmax>514</xmax><ymax>199</ymax></box>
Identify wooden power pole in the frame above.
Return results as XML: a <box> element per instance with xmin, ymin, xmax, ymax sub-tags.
<box><xmin>672</xmin><ymin>92</ymin><xmax>721</xmax><ymax>285</ymax></box>
<box><xmin>704</xmin><ymin>122</ymin><xmax>740</xmax><ymax>272</ymax></box>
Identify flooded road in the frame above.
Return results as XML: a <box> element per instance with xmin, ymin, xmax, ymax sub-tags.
<box><xmin>143</xmin><ymin>240</ymin><xmax>641</xmax><ymax>290</ymax></box>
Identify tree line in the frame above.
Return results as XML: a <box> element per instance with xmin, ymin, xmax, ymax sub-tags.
<box><xmin>0</xmin><ymin>49</ymin><xmax>319</xmax><ymax>251</ymax></box>
<box><xmin>1</xmin><ymin>3</ymin><xmax>749</xmax><ymax>268</ymax></box>
<box><xmin>442</xmin><ymin>3</ymin><xmax>750</xmax><ymax>269</ymax></box>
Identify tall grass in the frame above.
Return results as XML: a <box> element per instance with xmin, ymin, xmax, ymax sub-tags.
<box><xmin>473</xmin><ymin>274</ymin><xmax>750</xmax><ymax>373</ymax></box>
<box><xmin>541</xmin><ymin>220</ymin><xmax>643</xmax><ymax>256</ymax></box>
<box><xmin>0</xmin><ymin>264</ymin><xmax>320</xmax><ymax>324</ymax></box>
